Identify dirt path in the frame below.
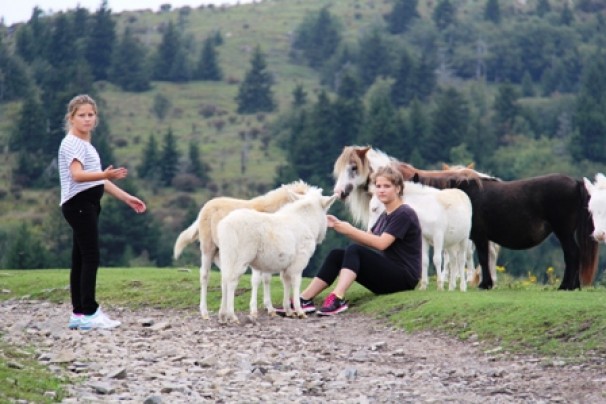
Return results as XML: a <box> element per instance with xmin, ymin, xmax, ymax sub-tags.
<box><xmin>1</xmin><ymin>299</ymin><xmax>605</xmax><ymax>403</ymax></box>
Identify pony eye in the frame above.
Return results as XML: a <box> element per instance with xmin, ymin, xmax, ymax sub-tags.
<box><xmin>351</xmin><ymin>165</ymin><xmax>358</xmax><ymax>172</ymax></box>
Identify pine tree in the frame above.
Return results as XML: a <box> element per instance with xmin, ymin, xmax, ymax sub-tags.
<box><xmin>109</xmin><ymin>27</ymin><xmax>150</xmax><ymax>92</ymax></box>
<box><xmin>292</xmin><ymin>7</ymin><xmax>342</xmax><ymax>68</ymax></box>
<box><xmin>236</xmin><ymin>46</ymin><xmax>276</xmax><ymax>114</ymax></box>
<box><xmin>47</xmin><ymin>13</ymin><xmax>74</xmax><ymax>69</ymax></box>
<box><xmin>9</xmin><ymin>91</ymin><xmax>47</xmax><ymax>153</ymax></box>
<box><xmin>289</xmin><ymin>90</ymin><xmax>335</xmax><ymax>187</ymax></box>
<box><xmin>292</xmin><ymin>84</ymin><xmax>307</xmax><ymax>107</ymax></box>
<box><xmin>358</xmin><ymin>81</ymin><xmax>404</xmax><ymax>157</ymax></box>
<box><xmin>4</xmin><ymin>223</ymin><xmax>48</xmax><ymax>269</ymax></box>
<box><xmin>484</xmin><ymin>0</ymin><xmax>501</xmax><ymax>24</ymax></box>
<box><xmin>357</xmin><ymin>29</ymin><xmax>391</xmax><ymax>88</ymax></box>
<box><xmin>493</xmin><ymin>83</ymin><xmax>519</xmax><ymax>141</ymax></box>
<box><xmin>572</xmin><ymin>55</ymin><xmax>606</xmax><ymax>163</ymax></box>
<box><xmin>194</xmin><ymin>37</ymin><xmax>223</xmax><ymax>81</ymax></box>
<box><xmin>187</xmin><ymin>141</ymin><xmax>211</xmax><ymax>185</ymax></box>
<box><xmin>432</xmin><ymin>0</ymin><xmax>457</xmax><ymax>31</ymax></box>
<box><xmin>99</xmin><ymin>180</ymin><xmax>167</xmax><ymax>266</ymax></box>
<box><xmin>0</xmin><ymin>40</ymin><xmax>32</xmax><ymax>101</ymax></box>
<box><xmin>153</xmin><ymin>21</ymin><xmax>182</xmax><ymax>81</ymax></box>
<box><xmin>424</xmin><ymin>87</ymin><xmax>469</xmax><ymax>163</ymax></box>
<box><xmin>391</xmin><ymin>48</ymin><xmax>416</xmax><ymax>107</ymax></box>
<box><xmin>385</xmin><ymin>0</ymin><xmax>419</xmax><ymax>34</ymax></box>
<box><xmin>412</xmin><ymin>52</ymin><xmax>437</xmax><ymax>101</ymax></box>
<box><xmin>71</xmin><ymin>6</ymin><xmax>90</xmax><ymax>37</ymax></box>
<box><xmin>407</xmin><ymin>99</ymin><xmax>430</xmax><ymax>163</ymax></box>
<box><xmin>15</xmin><ymin>7</ymin><xmax>49</xmax><ymax>63</ymax></box>
<box><xmin>138</xmin><ymin>134</ymin><xmax>161</xmax><ymax>179</ymax></box>
<box><xmin>536</xmin><ymin>0</ymin><xmax>551</xmax><ymax>17</ymax></box>
<box><xmin>159</xmin><ymin>128</ymin><xmax>180</xmax><ymax>186</ymax></box>
<box><xmin>333</xmin><ymin>72</ymin><xmax>364</xmax><ymax>147</ymax></box>
<box><xmin>85</xmin><ymin>0</ymin><xmax>116</xmax><ymax>81</ymax></box>
<box><xmin>560</xmin><ymin>4</ymin><xmax>574</xmax><ymax>26</ymax></box>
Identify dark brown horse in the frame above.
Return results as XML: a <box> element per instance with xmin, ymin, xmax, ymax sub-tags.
<box><xmin>333</xmin><ymin>146</ymin><xmax>598</xmax><ymax>290</ymax></box>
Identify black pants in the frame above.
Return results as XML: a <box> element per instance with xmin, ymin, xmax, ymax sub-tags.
<box><xmin>316</xmin><ymin>244</ymin><xmax>419</xmax><ymax>294</ymax></box>
<box><xmin>61</xmin><ymin>185</ymin><xmax>104</xmax><ymax>315</ymax></box>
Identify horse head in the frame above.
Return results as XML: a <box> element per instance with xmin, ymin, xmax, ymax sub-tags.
<box><xmin>333</xmin><ymin>146</ymin><xmax>373</xmax><ymax>200</ymax></box>
<box><xmin>584</xmin><ymin>173</ymin><xmax>606</xmax><ymax>243</ymax></box>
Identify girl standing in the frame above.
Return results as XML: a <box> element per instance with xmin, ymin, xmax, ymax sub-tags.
<box><xmin>58</xmin><ymin>94</ymin><xmax>146</xmax><ymax>330</ymax></box>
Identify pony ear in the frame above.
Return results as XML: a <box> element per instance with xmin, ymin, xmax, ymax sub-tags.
<box><xmin>288</xmin><ymin>189</ymin><xmax>305</xmax><ymax>201</ymax></box>
<box><xmin>322</xmin><ymin>194</ymin><xmax>339</xmax><ymax>210</ymax></box>
<box><xmin>597</xmin><ymin>173</ymin><xmax>606</xmax><ymax>185</ymax></box>
<box><xmin>356</xmin><ymin>146</ymin><xmax>371</xmax><ymax>159</ymax></box>
<box><xmin>583</xmin><ymin>177</ymin><xmax>594</xmax><ymax>195</ymax></box>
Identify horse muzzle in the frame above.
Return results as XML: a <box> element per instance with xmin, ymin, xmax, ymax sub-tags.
<box><xmin>335</xmin><ymin>184</ymin><xmax>353</xmax><ymax>200</ymax></box>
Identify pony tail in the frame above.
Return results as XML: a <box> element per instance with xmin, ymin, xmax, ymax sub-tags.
<box><xmin>577</xmin><ymin>181</ymin><xmax>599</xmax><ymax>286</ymax></box>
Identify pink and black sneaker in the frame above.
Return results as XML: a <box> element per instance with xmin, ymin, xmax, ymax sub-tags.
<box><xmin>317</xmin><ymin>293</ymin><xmax>348</xmax><ymax>316</ymax></box>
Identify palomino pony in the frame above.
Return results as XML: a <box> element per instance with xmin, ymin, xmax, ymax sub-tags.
<box><xmin>333</xmin><ymin>146</ymin><xmax>599</xmax><ymax>290</ymax></box>
<box><xmin>173</xmin><ymin>180</ymin><xmax>310</xmax><ymax>319</ymax></box>
<box><xmin>584</xmin><ymin>173</ymin><xmax>606</xmax><ymax>243</ymax></box>
<box><xmin>368</xmin><ymin>181</ymin><xmax>472</xmax><ymax>291</ymax></box>
<box><xmin>216</xmin><ymin>188</ymin><xmax>337</xmax><ymax>323</ymax></box>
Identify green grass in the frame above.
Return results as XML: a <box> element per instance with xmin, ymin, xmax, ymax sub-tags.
<box><xmin>2</xmin><ymin>268</ymin><xmax>606</xmax><ymax>360</ymax></box>
<box><xmin>0</xmin><ymin>341</ymin><xmax>66</xmax><ymax>403</ymax></box>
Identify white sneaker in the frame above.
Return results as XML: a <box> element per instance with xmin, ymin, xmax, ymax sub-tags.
<box><xmin>80</xmin><ymin>308</ymin><xmax>121</xmax><ymax>330</ymax></box>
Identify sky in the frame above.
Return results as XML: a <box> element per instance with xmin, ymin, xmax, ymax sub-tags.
<box><xmin>1</xmin><ymin>0</ymin><xmax>251</xmax><ymax>26</ymax></box>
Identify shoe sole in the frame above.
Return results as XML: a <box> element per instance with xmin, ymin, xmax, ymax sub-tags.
<box><xmin>317</xmin><ymin>305</ymin><xmax>348</xmax><ymax>316</ymax></box>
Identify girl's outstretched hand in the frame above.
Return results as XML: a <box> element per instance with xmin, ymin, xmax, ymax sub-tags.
<box><xmin>126</xmin><ymin>196</ymin><xmax>146</xmax><ymax>214</ymax></box>
<box><xmin>104</xmin><ymin>165</ymin><xmax>128</xmax><ymax>180</ymax></box>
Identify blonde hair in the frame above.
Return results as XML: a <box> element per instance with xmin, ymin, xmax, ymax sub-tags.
<box><xmin>64</xmin><ymin>94</ymin><xmax>98</xmax><ymax>132</ymax></box>
<box><xmin>371</xmin><ymin>164</ymin><xmax>405</xmax><ymax>196</ymax></box>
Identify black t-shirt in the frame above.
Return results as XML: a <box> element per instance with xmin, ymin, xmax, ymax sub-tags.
<box><xmin>371</xmin><ymin>204</ymin><xmax>422</xmax><ymax>279</ymax></box>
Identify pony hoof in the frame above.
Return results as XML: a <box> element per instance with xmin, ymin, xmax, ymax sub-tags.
<box><xmin>296</xmin><ymin>313</ymin><xmax>307</xmax><ymax>319</ymax></box>
<box><xmin>268</xmin><ymin>310</ymin><xmax>278</xmax><ymax>318</ymax></box>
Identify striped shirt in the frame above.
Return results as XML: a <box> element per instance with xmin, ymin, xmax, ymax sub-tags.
<box><xmin>58</xmin><ymin>133</ymin><xmax>105</xmax><ymax>206</ymax></box>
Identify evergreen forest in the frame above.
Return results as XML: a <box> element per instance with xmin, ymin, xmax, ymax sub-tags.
<box><xmin>1</xmin><ymin>0</ymin><xmax>606</xmax><ymax>284</ymax></box>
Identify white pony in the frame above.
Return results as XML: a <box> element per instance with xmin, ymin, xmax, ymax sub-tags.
<box><xmin>216</xmin><ymin>187</ymin><xmax>338</xmax><ymax>323</ymax></box>
<box><xmin>368</xmin><ymin>181</ymin><xmax>472</xmax><ymax>291</ymax></box>
<box><xmin>173</xmin><ymin>180</ymin><xmax>310</xmax><ymax>319</ymax></box>
<box><xmin>584</xmin><ymin>173</ymin><xmax>606</xmax><ymax>243</ymax></box>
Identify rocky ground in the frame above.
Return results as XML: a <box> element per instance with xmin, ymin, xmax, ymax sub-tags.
<box><xmin>1</xmin><ymin>299</ymin><xmax>605</xmax><ymax>403</ymax></box>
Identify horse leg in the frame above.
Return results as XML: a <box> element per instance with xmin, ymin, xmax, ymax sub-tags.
<box><xmin>474</xmin><ymin>237</ymin><xmax>493</xmax><ymax>289</ymax></box>
<box><xmin>555</xmin><ymin>232</ymin><xmax>581</xmax><ymax>290</ymax></box>
<box><xmin>451</xmin><ymin>241</ymin><xmax>467</xmax><ymax>292</ymax></box>
<box><xmin>199</xmin><ymin>244</ymin><xmax>216</xmax><ymax>320</ymax></box>
<box><xmin>443</xmin><ymin>250</ymin><xmax>451</xmax><ymax>289</ymax></box>
<box><xmin>249</xmin><ymin>269</ymin><xmax>261</xmax><ymax>319</ymax></box>
<box><xmin>220</xmin><ymin>268</ymin><xmax>242</xmax><ymax>324</ymax></box>
<box><xmin>289</xmin><ymin>270</ymin><xmax>306</xmax><ymax>319</ymax></box>
<box><xmin>262</xmin><ymin>272</ymin><xmax>275</xmax><ymax>316</ymax></box>
<box><xmin>419</xmin><ymin>240</ymin><xmax>430</xmax><ymax>290</ymax></box>
<box><xmin>489</xmin><ymin>242</ymin><xmax>499</xmax><ymax>285</ymax></box>
<box><xmin>432</xmin><ymin>239</ymin><xmax>445</xmax><ymax>291</ymax></box>
<box><xmin>280</xmin><ymin>272</ymin><xmax>294</xmax><ymax>318</ymax></box>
